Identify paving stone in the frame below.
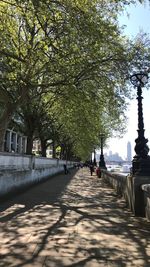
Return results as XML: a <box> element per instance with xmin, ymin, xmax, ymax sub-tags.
<box><xmin>0</xmin><ymin>169</ymin><xmax>150</xmax><ymax>266</ymax></box>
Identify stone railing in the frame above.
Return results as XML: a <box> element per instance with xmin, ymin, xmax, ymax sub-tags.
<box><xmin>142</xmin><ymin>184</ymin><xmax>150</xmax><ymax>221</ymax></box>
<box><xmin>101</xmin><ymin>170</ymin><xmax>126</xmax><ymax>196</ymax></box>
<box><xmin>0</xmin><ymin>152</ymin><xmax>74</xmax><ymax>198</ymax></box>
<box><xmin>101</xmin><ymin>169</ymin><xmax>150</xmax><ymax>221</ymax></box>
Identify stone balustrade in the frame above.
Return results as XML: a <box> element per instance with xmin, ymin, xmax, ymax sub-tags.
<box><xmin>101</xmin><ymin>170</ymin><xmax>126</xmax><ymax>196</ymax></box>
<box><xmin>142</xmin><ymin>184</ymin><xmax>150</xmax><ymax>221</ymax></box>
<box><xmin>101</xmin><ymin>169</ymin><xmax>150</xmax><ymax>221</ymax></box>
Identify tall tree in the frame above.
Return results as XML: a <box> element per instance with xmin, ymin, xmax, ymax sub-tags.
<box><xmin>0</xmin><ymin>0</ymin><xmax>149</xmax><ymax>157</ymax></box>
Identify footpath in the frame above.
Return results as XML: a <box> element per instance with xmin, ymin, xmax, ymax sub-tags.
<box><xmin>0</xmin><ymin>168</ymin><xmax>150</xmax><ymax>267</ymax></box>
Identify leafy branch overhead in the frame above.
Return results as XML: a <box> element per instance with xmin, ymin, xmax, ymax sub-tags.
<box><xmin>0</xmin><ymin>0</ymin><xmax>149</xmax><ymax>159</ymax></box>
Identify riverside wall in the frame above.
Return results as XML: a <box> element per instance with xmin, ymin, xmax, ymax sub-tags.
<box><xmin>0</xmin><ymin>152</ymin><xmax>74</xmax><ymax>198</ymax></box>
<box><xmin>142</xmin><ymin>184</ymin><xmax>150</xmax><ymax>221</ymax></box>
<box><xmin>101</xmin><ymin>169</ymin><xmax>150</xmax><ymax>221</ymax></box>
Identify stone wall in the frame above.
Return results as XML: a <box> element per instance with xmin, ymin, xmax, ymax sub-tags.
<box><xmin>101</xmin><ymin>170</ymin><xmax>127</xmax><ymax>196</ymax></box>
<box><xmin>0</xmin><ymin>152</ymin><xmax>74</xmax><ymax>197</ymax></box>
<box><xmin>101</xmin><ymin>169</ymin><xmax>150</xmax><ymax>220</ymax></box>
<box><xmin>142</xmin><ymin>184</ymin><xmax>150</xmax><ymax>221</ymax></box>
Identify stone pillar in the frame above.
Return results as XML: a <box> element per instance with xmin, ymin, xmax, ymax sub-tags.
<box><xmin>11</xmin><ymin>132</ymin><xmax>17</xmax><ymax>152</ymax></box>
<box><xmin>22</xmin><ymin>136</ymin><xmax>27</xmax><ymax>153</ymax></box>
<box><xmin>17</xmin><ymin>136</ymin><xmax>22</xmax><ymax>153</ymax></box>
<box><xmin>126</xmin><ymin>174</ymin><xmax>150</xmax><ymax>216</ymax></box>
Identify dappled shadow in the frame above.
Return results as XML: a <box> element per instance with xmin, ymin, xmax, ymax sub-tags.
<box><xmin>0</xmin><ymin>169</ymin><xmax>77</xmax><ymax>215</ymax></box>
<box><xmin>0</xmin><ymin>168</ymin><xmax>150</xmax><ymax>267</ymax></box>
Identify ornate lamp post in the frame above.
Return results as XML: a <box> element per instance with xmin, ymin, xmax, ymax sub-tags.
<box><xmin>130</xmin><ymin>72</ymin><xmax>150</xmax><ymax>176</ymax></box>
<box><xmin>99</xmin><ymin>134</ymin><xmax>107</xmax><ymax>169</ymax></box>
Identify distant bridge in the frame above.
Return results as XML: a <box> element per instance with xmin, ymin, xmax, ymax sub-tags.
<box><xmin>106</xmin><ymin>160</ymin><xmax>132</xmax><ymax>166</ymax></box>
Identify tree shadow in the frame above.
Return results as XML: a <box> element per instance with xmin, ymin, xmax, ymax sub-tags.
<box><xmin>0</xmin><ymin>168</ymin><xmax>150</xmax><ymax>267</ymax></box>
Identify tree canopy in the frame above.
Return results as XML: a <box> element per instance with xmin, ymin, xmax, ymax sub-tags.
<box><xmin>0</xmin><ymin>0</ymin><xmax>149</xmax><ymax>160</ymax></box>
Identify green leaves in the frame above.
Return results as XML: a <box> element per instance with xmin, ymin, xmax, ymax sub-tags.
<box><xmin>0</xmin><ymin>0</ymin><xmax>149</xmax><ymax>158</ymax></box>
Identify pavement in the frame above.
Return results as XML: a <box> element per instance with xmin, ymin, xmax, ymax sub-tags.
<box><xmin>0</xmin><ymin>168</ymin><xmax>150</xmax><ymax>267</ymax></box>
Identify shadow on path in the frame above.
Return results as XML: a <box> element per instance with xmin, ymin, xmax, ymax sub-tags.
<box><xmin>0</xmin><ymin>168</ymin><xmax>150</xmax><ymax>267</ymax></box>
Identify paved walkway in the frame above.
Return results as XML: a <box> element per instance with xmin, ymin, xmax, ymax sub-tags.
<box><xmin>0</xmin><ymin>168</ymin><xmax>150</xmax><ymax>267</ymax></box>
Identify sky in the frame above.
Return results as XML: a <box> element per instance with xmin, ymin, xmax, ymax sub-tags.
<box><xmin>104</xmin><ymin>1</ymin><xmax>150</xmax><ymax>160</ymax></box>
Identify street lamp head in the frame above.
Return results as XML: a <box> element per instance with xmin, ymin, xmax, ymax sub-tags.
<box><xmin>130</xmin><ymin>72</ymin><xmax>148</xmax><ymax>87</ymax></box>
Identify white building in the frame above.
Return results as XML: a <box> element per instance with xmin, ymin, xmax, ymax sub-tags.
<box><xmin>4</xmin><ymin>129</ymin><xmax>27</xmax><ymax>154</ymax></box>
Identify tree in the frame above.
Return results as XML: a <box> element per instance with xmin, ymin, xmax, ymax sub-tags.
<box><xmin>0</xmin><ymin>0</ymin><xmax>149</xmax><ymax>159</ymax></box>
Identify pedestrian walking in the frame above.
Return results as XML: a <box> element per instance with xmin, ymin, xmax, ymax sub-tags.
<box><xmin>63</xmin><ymin>164</ymin><xmax>69</xmax><ymax>174</ymax></box>
<box><xmin>96</xmin><ymin>166</ymin><xmax>101</xmax><ymax>177</ymax></box>
<box><xmin>89</xmin><ymin>164</ymin><xmax>94</xmax><ymax>176</ymax></box>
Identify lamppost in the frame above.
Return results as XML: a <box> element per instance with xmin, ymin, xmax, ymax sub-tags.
<box><xmin>99</xmin><ymin>134</ymin><xmax>107</xmax><ymax>169</ymax></box>
<box><xmin>130</xmin><ymin>72</ymin><xmax>150</xmax><ymax>176</ymax></box>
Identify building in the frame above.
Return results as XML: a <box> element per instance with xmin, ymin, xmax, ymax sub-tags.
<box><xmin>4</xmin><ymin>129</ymin><xmax>27</xmax><ymax>154</ymax></box>
<box><xmin>104</xmin><ymin>152</ymin><xmax>123</xmax><ymax>162</ymax></box>
<box><xmin>127</xmin><ymin>141</ymin><xmax>132</xmax><ymax>162</ymax></box>
<box><xmin>32</xmin><ymin>139</ymin><xmax>53</xmax><ymax>157</ymax></box>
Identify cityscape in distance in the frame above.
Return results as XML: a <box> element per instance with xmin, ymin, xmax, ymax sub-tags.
<box><xmin>96</xmin><ymin>141</ymin><xmax>132</xmax><ymax>163</ymax></box>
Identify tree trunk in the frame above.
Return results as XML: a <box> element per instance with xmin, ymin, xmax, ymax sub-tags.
<box><xmin>52</xmin><ymin>140</ymin><xmax>56</xmax><ymax>158</ymax></box>
<box><xmin>60</xmin><ymin>144</ymin><xmax>66</xmax><ymax>160</ymax></box>
<box><xmin>0</xmin><ymin>122</ymin><xmax>8</xmax><ymax>152</ymax></box>
<box><xmin>24</xmin><ymin>114</ymin><xmax>38</xmax><ymax>155</ymax></box>
<box><xmin>40</xmin><ymin>139</ymin><xmax>47</xmax><ymax>157</ymax></box>
<box><xmin>0</xmin><ymin>104</ymin><xmax>15</xmax><ymax>151</ymax></box>
<box><xmin>26</xmin><ymin>134</ymin><xmax>34</xmax><ymax>155</ymax></box>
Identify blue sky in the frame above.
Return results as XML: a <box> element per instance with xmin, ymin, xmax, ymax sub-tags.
<box><xmin>105</xmin><ymin>1</ymin><xmax>150</xmax><ymax>160</ymax></box>
<box><xmin>119</xmin><ymin>1</ymin><xmax>150</xmax><ymax>36</ymax></box>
